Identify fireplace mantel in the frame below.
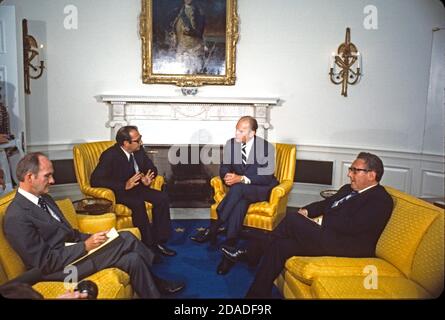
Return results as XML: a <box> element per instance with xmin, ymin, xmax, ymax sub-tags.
<box><xmin>98</xmin><ymin>94</ymin><xmax>280</xmax><ymax>142</ymax></box>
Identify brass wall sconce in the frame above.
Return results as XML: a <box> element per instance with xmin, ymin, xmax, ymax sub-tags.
<box><xmin>329</xmin><ymin>27</ymin><xmax>361</xmax><ymax>97</ymax></box>
<box><xmin>22</xmin><ymin>19</ymin><xmax>45</xmax><ymax>95</ymax></box>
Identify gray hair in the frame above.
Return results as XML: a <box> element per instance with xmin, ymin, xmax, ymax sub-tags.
<box><xmin>16</xmin><ymin>152</ymin><xmax>47</xmax><ymax>182</ymax></box>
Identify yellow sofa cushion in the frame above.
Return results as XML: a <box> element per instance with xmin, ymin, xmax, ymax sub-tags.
<box><xmin>285</xmin><ymin>256</ymin><xmax>403</xmax><ymax>285</ymax></box>
<box><xmin>376</xmin><ymin>187</ymin><xmax>441</xmax><ymax>277</ymax></box>
<box><xmin>312</xmin><ymin>276</ymin><xmax>431</xmax><ymax>299</ymax></box>
<box><xmin>32</xmin><ymin>267</ymin><xmax>131</xmax><ymax>299</ymax></box>
<box><xmin>410</xmin><ymin>214</ymin><xmax>444</xmax><ymax>298</ymax></box>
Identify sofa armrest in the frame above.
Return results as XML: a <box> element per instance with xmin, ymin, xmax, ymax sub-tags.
<box><xmin>210</xmin><ymin>176</ymin><xmax>227</xmax><ymax>204</ymax></box>
<box><xmin>82</xmin><ymin>186</ymin><xmax>116</xmax><ymax>204</ymax></box>
<box><xmin>150</xmin><ymin>175</ymin><xmax>164</xmax><ymax>191</ymax></box>
<box><xmin>76</xmin><ymin>213</ymin><xmax>116</xmax><ymax>234</ymax></box>
<box><xmin>269</xmin><ymin>180</ymin><xmax>294</xmax><ymax>204</ymax></box>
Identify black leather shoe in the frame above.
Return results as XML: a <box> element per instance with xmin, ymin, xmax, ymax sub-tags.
<box><xmin>221</xmin><ymin>245</ymin><xmax>248</xmax><ymax>263</ymax></box>
<box><xmin>190</xmin><ymin>228</ymin><xmax>212</xmax><ymax>243</ymax></box>
<box><xmin>216</xmin><ymin>257</ymin><xmax>234</xmax><ymax>275</ymax></box>
<box><xmin>154</xmin><ymin>277</ymin><xmax>185</xmax><ymax>295</ymax></box>
<box><xmin>156</xmin><ymin>244</ymin><xmax>176</xmax><ymax>256</ymax></box>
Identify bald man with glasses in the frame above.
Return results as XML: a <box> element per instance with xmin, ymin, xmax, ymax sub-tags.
<box><xmin>91</xmin><ymin>126</ymin><xmax>176</xmax><ymax>258</ymax></box>
<box><xmin>221</xmin><ymin>152</ymin><xmax>394</xmax><ymax>298</ymax></box>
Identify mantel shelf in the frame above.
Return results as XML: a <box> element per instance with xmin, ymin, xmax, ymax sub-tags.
<box><xmin>98</xmin><ymin>95</ymin><xmax>280</xmax><ymax>106</ymax></box>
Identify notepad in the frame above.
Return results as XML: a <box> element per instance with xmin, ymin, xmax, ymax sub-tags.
<box><xmin>68</xmin><ymin>228</ymin><xmax>120</xmax><ymax>266</ymax></box>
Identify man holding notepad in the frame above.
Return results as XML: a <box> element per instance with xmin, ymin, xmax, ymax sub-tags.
<box><xmin>4</xmin><ymin>152</ymin><xmax>185</xmax><ymax>298</ymax></box>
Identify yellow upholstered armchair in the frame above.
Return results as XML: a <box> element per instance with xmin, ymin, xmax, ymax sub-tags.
<box><xmin>210</xmin><ymin>143</ymin><xmax>296</xmax><ymax>231</ymax></box>
<box><xmin>73</xmin><ymin>141</ymin><xmax>164</xmax><ymax>229</ymax></box>
<box><xmin>0</xmin><ymin>190</ymin><xmax>137</xmax><ymax>299</ymax></box>
<box><xmin>275</xmin><ymin>187</ymin><xmax>444</xmax><ymax>299</ymax></box>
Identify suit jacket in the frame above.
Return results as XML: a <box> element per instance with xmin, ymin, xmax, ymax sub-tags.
<box><xmin>90</xmin><ymin>144</ymin><xmax>158</xmax><ymax>198</ymax></box>
<box><xmin>4</xmin><ymin>193</ymin><xmax>91</xmax><ymax>277</ymax></box>
<box><xmin>304</xmin><ymin>184</ymin><xmax>393</xmax><ymax>257</ymax></box>
<box><xmin>220</xmin><ymin>136</ymin><xmax>279</xmax><ymax>200</ymax></box>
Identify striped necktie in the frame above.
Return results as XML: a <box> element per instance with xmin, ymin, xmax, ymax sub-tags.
<box><xmin>241</xmin><ymin>142</ymin><xmax>247</xmax><ymax>166</ymax></box>
<box><xmin>331</xmin><ymin>191</ymin><xmax>358</xmax><ymax>208</ymax></box>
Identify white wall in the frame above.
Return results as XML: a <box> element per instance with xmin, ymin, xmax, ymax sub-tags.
<box><xmin>3</xmin><ymin>0</ymin><xmax>445</xmax><ymax>199</ymax></box>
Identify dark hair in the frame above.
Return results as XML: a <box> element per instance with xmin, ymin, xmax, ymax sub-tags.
<box><xmin>357</xmin><ymin>152</ymin><xmax>384</xmax><ymax>182</ymax></box>
<box><xmin>0</xmin><ymin>282</ymin><xmax>43</xmax><ymax>299</ymax></box>
<box><xmin>16</xmin><ymin>152</ymin><xmax>47</xmax><ymax>182</ymax></box>
<box><xmin>116</xmin><ymin>125</ymin><xmax>139</xmax><ymax>146</ymax></box>
<box><xmin>238</xmin><ymin>116</ymin><xmax>258</xmax><ymax>132</ymax></box>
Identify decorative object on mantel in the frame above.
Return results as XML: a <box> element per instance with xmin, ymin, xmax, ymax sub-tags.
<box><xmin>140</xmin><ymin>0</ymin><xmax>239</xmax><ymax>87</ymax></box>
<box><xmin>329</xmin><ymin>27</ymin><xmax>362</xmax><ymax>97</ymax></box>
<box><xmin>22</xmin><ymin>19</ymin><xmax>45</xmax><ymax>95</ymax></box>
<box><xmin>181</xmin><ymin>87</ymin><xmax>198</xmax><ymax>96</ymax></box>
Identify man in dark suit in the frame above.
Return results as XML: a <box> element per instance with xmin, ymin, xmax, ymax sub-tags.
<box><xmin>90</xmin><ymin>126</ymin><xmax>175</xmax><ymax>257</ymax></box>
<box><xmin>190</xmin><ymin>116</ymin><xmax>278</xmax><ymax>275</ymax></box>
<box><xmin>222</xmin><ymin>152</ymin><xmax>394</xmax><ymax>298</ymax></box>
<box><xmin>4</xmin><ymin>152</ymin><xmax>184</xmax><ymax>298</ymax></box>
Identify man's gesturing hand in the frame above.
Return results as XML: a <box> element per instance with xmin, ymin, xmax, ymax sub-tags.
<box><xmin>125</xmin><ymin>172</ymin><xmax>143</xmax><ymax>190</ymax></box>
<box><xmin>141</xmin><ymin>169</ymin><xmax>155</xmax><ymax>186</ymax></box>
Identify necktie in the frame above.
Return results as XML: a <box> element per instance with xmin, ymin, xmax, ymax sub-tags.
<box><xmin>38</xmin><ymin>197</ymin><xmax>61</xmax><ymax>222</ymax></box>
<box><xmin>331</xmin><ymin>191</ymin><xmax>358</xmax><ymax>208</ymax></box>
<box><xmin>241</xmin><ymin>143</ymin><xmax>247</xmax><ymax>166</ymax></box>
<box><xmin>129</xmin><ymin>154</ymin><xmax>136</xmax><ymax>175</ymax></box>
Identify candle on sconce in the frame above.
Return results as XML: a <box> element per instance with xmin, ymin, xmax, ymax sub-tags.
<box><xmin>38</xmin><ymin>44</ymin><xmax>45</xmax><ymax>62</ymax></box>
<box><xmin>330</xmin><ymin>52</ymin><xmax>336</xmax><ymax>70</ymax></box>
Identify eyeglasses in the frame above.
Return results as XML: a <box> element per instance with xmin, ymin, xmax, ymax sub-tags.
<box><xmin>348</xmin><ymin>166</ymin><xmax>371</xmax><ymax>174</ymax></box>
<box><xmin>131</xmin><ymin>136</ymin><xmax>142</xmax><ymax>144</ymax></box>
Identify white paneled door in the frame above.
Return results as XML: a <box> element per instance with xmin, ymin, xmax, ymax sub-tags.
<box><xmin>0</xmin><ymin>5</ymin><xmax>26</xmax><ymax>194</ymax></box>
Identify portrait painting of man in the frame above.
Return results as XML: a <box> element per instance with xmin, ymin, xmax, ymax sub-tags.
<box><xmin>152</xmin><ymin>0</ymin><xmax>228</xmax><ymax>76</ymax></box>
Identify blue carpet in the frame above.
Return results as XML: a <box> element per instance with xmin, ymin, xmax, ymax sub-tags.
<box><xmin>151</xmin><ymin>219</ymin><xmax>282</xmax><ymax>299</ymax></box>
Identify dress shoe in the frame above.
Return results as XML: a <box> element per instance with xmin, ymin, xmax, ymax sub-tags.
<box><xmin>221</xmin><ymin>245</ymin><xmax>248</xmax><ymax>263</ymax></box>
<box><xmin>190</xmin><ymin>228</ymin><xmax>216</xmax><ymax>244</ymax></box>
<box><xmin>216</xmin><ymin>257</ymin><xmax>234</xmax><ymax>275</ymax></box>
<box><xmin>156</xmin><ymin>244</ymin><xmax>176</xmax><ymax>256</ymax></box>
<box><xmin>154</xmin><ymin>276</ymin><xmax>185</xmax><ymax>295</ymax></box>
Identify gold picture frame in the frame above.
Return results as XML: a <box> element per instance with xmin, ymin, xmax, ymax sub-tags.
<box><xmin>140</xmin><ymin>0</ymin><xmax>239</xmax><ymax>87</ymax></box>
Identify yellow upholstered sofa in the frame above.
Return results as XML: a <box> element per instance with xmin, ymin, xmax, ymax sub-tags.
<box><xmin>0</xmin><ymin>190</ymin><xmax>140</xmax><ymax>299</ymax></box>
<box><xmin>210</xmin><ymin>143</ymin><xmax>296</xmax><ymax>231</ymax></box>
<box><xmin>275</xmin><ymin>186</ymin><xmax>444</xmax><ymax>299</ymax></box>
<box><xmin>73</xmin><ymin>141</ymin><xmax>164</xmax><ymax>229</ymax></box>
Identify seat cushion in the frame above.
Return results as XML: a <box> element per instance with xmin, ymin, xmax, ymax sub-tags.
<box><xmin>285</xmin><ymin>256</ymin><xmax>403</xmax><ymax>285</ymax></box>
<box><xmin>312</xmin><ymin>276</ymin><xmax>431</xmax><ymax>299</ymax></box>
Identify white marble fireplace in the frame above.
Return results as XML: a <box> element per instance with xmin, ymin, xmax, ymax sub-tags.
<box><xmin>98</xmin><ymin>95</ymin><xmax>280</xmax><ymax>145</ymax></box>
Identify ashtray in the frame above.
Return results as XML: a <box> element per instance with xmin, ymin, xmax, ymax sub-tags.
<box><xmin>320</xmin><ymin>189</ymin><xmax>338</xmax><ymax>199</ymax></box>
<box><xmin>72</xmin><ymin>198</ymin><xmax>112</xmax><ymax>215</ymax></box>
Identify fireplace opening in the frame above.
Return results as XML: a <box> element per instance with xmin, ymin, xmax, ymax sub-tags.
<box><xmin>144</xmin><ymin>144</ymin><xmax>222</xmax><ymax>208</ymax></box>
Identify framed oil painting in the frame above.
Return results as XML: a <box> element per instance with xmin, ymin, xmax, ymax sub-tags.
<box><xmin>140</xmin><ymin>0</ymin><xmax>238</xmax><ymax>86</ymax></box>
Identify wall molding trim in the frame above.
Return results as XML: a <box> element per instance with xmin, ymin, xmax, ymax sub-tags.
<box><xmin>30</xmin><ymin>142</ymin><xmax>444</xmax><ymax>206</ymax></box>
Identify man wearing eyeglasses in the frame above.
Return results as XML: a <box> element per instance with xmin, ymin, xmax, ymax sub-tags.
<box><xmin>91</xmin><ymin>126</ymin><xmax>176</xmax><ymax>258</ymax></box>
<box><xmin>221</xmin><ymin>152</ymin><xmax>393</xmax><ymax>298</ymax></box>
